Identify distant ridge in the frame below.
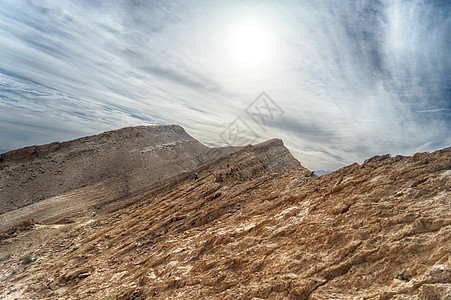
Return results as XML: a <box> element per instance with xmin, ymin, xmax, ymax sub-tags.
<box><xmin>314</xmin><ymin>169</ymin><xmax>333</xmax><ymax>176</ymax></box>
<box><xmin>1</xmin><ymin>125</ymin><xmax>189</xmax><ymax>162</ymax></box>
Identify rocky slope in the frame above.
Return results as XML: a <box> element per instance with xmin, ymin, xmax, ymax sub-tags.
<box><xmin>0</xmin><ymin>125</ymin><xmax>254</xmax><ymax>229</ymax></box>
<box><xmin>0</xmin><ymin>144</ymin><xmax>449</xmax><ymax>299</ymax></box>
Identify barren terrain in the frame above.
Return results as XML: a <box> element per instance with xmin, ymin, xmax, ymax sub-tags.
<box><xmin>0</xmin><ymin>131</ymin><xmax>449</xmax><ymax>299</ymax></box>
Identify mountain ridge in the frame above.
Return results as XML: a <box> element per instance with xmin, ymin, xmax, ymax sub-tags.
<box><xmin>0</xmin><ymin>125</ymin><xmax>302</xmax><ymax>229</ymax></box>
<box><xmin>0</xmin><ymin>125</ymin><xmax>186</xmax><ymax>162</ymax></box>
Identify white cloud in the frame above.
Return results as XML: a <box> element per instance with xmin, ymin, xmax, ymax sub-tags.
<box><xmin>0</xmin><ymin>0</ymin><xmax>449</xmax><ymax>170</ymax></box>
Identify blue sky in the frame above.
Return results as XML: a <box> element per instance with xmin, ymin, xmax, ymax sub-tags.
<box><xmin>0</xmin><ymin>0</ymin><xmax>449</xmax><ymax>170</ymax></box>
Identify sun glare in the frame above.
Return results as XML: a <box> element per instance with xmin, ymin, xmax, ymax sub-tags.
<box><xmin>224</xmin><ymin>18</ymin><xmax>275</xmax><ymax>70</ymax></box>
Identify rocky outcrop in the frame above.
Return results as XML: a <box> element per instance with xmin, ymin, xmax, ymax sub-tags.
<box><xmin>211</xmin><ymin>139</ymin><xmax>305</xmax><ymax>184</ymax></box>
<box><xmin>0</xmin><ymin>146</ymin><xmax>449</xmax><ymax>299</ymax></box>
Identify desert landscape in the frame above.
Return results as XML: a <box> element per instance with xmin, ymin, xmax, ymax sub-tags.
<box><xmin>0</xmin><ymin>126</ymin><xmax>449</xmax><ymax>299</ymax></box>
<box><xmin>2</xmin><ymin>1</ymin><xmax>450</xmax><ymax>299</ymax></box>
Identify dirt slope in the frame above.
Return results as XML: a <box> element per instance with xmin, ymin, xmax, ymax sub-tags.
<box><xmin>0</xmin><ymin>146</ymin><xmax>449</xmax><ymax>299</ymax></box>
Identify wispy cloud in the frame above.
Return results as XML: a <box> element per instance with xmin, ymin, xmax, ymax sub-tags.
<box><xmin>0</xmin><ymin>0</ymin><xmax>449</xmax><ymax>170</ymax></box>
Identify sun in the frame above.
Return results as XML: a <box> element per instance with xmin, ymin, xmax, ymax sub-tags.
<box><xmin>224</xmin><ymin>18</ymin><xmax>275</xmax><ymax>69</ymax></box>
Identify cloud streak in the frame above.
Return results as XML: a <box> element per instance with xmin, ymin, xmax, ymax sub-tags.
<box><xmin>0</xmin><ymin>0</ymin><xmax>449</xmax><ymax>170</ymax></box>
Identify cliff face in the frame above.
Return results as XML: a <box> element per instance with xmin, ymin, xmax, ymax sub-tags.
<box><xmin>0</xmin><ymin>126</ymin><xmax>302</xmax><ymax>229</ymax></box>
<box><xmin>0</xmin><ymin>145</ymin><xmax>449</xmax><ymax>299</ymax></box>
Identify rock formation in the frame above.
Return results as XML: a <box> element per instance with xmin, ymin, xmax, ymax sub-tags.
<box><xmin>0</xmin><ymin>127</ymin><xmax>449</xmax><ymax>299</ymax></box>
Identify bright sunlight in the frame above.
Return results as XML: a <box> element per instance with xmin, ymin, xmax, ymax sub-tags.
<box><xmin>224</xmin><ymin>18</ymin><xmax>276</xmax><ymax>70</ymax></box>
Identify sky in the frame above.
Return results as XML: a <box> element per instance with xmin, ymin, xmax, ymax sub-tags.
<box><xmin>0</xmin><ymin>0</ymin><xmax>449</xmax><ymax>171</ymax></box>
